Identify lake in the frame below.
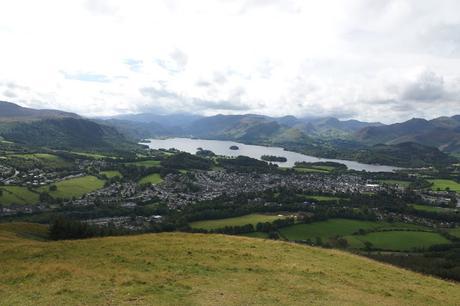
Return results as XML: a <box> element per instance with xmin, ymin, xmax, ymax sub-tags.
<box><xmin>141</xmin><ymin>138</ymin><xmax>400</xmax><ymax>172</ymax></box>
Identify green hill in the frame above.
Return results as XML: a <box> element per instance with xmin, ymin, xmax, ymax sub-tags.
<box><xmin>0</xmin><ymin>223</ymin><xmax>459</xmax><ymax>305</ymax></box>
<box><xmin>351</xmin><ymin>142</ymin><xmax>455</xmax><ymax>168</ymax></box>
<box><xmin>0</xmin><ymin>101</ymin><xmax>140</xmax><ymax>152</ymax></box>
<box><xmin>355</xmin><ymin>116</ymin><xmax>460</xmax><ymax>153</ymax></box>
<box><xmin>0</xmin><ymin>100</ymin><xmax>79</xmax><ymax>122</ymax></box>
<box><xmin>0</xmin><ymin>117</ymin><xmax>138</xmax><ymax>151</ymax></box>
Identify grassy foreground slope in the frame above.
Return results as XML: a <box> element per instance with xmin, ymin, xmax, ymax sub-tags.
<box><xmin>0</xmin><ymin>224</ymin><xmax>459</xmax><ymax>305</ymax></box>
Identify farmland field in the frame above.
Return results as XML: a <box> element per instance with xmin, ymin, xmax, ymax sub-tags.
<box><xmin>190</xmin><ymin>213</ymin><xmax>286</xmax><ymax>230</ymax></box>
<box><xmin>429</xmin><ymin>179</ymin><xmax>460</xmax><ymax>192</ymax></box>
<box><xmin>345</xmin><ymin>231</ymin><xmax>450</xmax><ymax>251</ymax></box>
<box><xmin>379</xmin><ymin>180</ymin><xmax>411</xmax><ymax>187</ymax></box>
<box><xmin>138</xmin><ymin>173</ymin><xmax>163</xmax><ymax>185</ymax></box>
<box><xmin>449</xmin><ymin>227</ymin><xmax>460</xmax><ymax>238</ymax></box>
<box><xmin>279</xmin><ymin>219</ymin><xmax>427</xmax><ymax>241</ymax></box>
<box><xmin>292</xmin><ymin>166</ymin><xmax>329</xmax><ymax>173</ymax></box>
<box><xmin>9</xmin><ymin>153</ymin><xmax>72</xmax><ymax>168</ymax></box>
<box><xmin>304</xmin><ymin>195</ymin><xmax>342</xmax><ymax>201</ymax></box>
<box><xmin>410</xmin><ymin>204</ymin><xmax>454</xmax><ymax>213</ymax></box>
<box><xmin>0</xmin><ymin>186</ymin><xmax>40</xmax><ymax>205</ymax></box>
<box><xmin>100</xmin><ymin>170</ymin><xmax>122</xmax><ymax>179</ymax></box>
<box><xmin>126</xmin><ymin>160</ymin><xmax>161</xmax><ymax>167</ymax></box>
<box><xmin>38</xmin><ymin>176</ymin><xmax>105</xmax><ymax>199</ymax></box>
<box><xmin>17</xmin><ymin>153</ymin><xmax>57</xmax><ymax>159</ymax></box>
<box><xmin>71</xmin><ymin>152</ymin><xmax>114</xmax><ymax>159</ymax></box>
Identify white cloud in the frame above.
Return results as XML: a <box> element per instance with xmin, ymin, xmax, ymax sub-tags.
<box><xmin>0</xmin><ymin>0</ymin><xmax>460</xmax><ymax>123</ymax></box>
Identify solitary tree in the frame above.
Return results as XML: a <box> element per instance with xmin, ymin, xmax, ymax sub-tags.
<box><xmin>364</xmin><ymin>241</ymin><xmax>373</xmax><ymax>252</ymax></box>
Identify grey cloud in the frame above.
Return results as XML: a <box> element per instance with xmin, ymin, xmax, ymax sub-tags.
<box><xmin>195</xmin><ymin>71</ymin><xmax>229</xmax><ymax>88</ymax></box>
<box><xmin>5</xmin><ymin>82</ymin><xmax>29</xmax><ymax>91</ymax></box>
<box><xmin>195</xmin><ymin>80</ymin><xmax>211</xmax><ymax>87</ymax></box>
<box><xmin>140</xmin><ymin>87</ymin><xmax>179</xmax><ymax>100</ymax></box>
<box><xmin>0</xmin><ymin>82</ymin><xmax>30</xmax><ymax>101</ymax></box>
<box><xmin>3</xmin><ymin>90</ymin><xmax>17</xmax><ymax>98</ymax></box>
<box><xmin>170</xmin><ymin>49</ymin><xmax>188</xmax><ymax>69</ymax></box>
<box><xmin>194</xmin><ymin>99</ymin><xmax>251</xmax><ymax>111</ymax></box>
<box><xmin>139</xmin><ymin>86</ymin><xmax>251</xmax><ymax>113</ymax></box>
<box><xmin>213</xmin><ymin>72</ymin><xmax>228</xmax><ymax>84</ymax></box>
<box><xmin>401</xmin><ymin>70</ymin><xmax>445</xmax><ymax>102</ymax></box>
<box><xmin>155</xmin><ymin>49</ymin><xmax>188</xmax><ymax>74</ymax></box>
<box><xmin>299</xmin><ymin>104</ymin><xmax>358</xmax><ymax>120</ymax></box>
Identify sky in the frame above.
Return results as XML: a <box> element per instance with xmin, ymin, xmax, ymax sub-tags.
<box><xmin>1</xmin><ymin>0</ymin><xmax>460</xmax><ymax>123</ymax></box>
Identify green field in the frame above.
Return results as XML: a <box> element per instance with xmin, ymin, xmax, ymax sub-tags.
<box><xmin>304</xmin><ymin>195</ymin><xmax>342</xmax><ymax>201</ymax></box>
<box><xmin>126</xmin><ymin>160</ymin><xmax>161</xmax><ymax>167</ymax></box>
<box><xmin>0</xmin><ymin>223</ymin><xmax>459</xmax><ymax>305</ymax></box>
<box><xmin>13</xmin><ymin>153</ymin><xmax>59</xmax><ymax>160</ymax></box>
<box><xmin>71</xmin><ymin>152</ymin><xmax>111</xmax><ymax>159</ymax></box>
<box><xmin>138</xmin><ymin>173</ymin><xmax>163</xmax><ymax>185</ymax></box>
<box><xmin>429</xmin><ymin>179</ymin><xmax>460</xmax><ymax>192</ymax></box>
<box><xmin>293</xmin><ymin>166</ymin><xmax>329</xmax><ymax>173</ymax></box>
<box><xmin>9</xmin><ymin>153</ymin><xmax>71</xmax><ymax>168</ymax></box>
<box><xmin>38</xmin><ymin>176</ymin><xmax>105</xmax><ymax>199</ymax></box>
<box><xmin>0</xmin><ymin>186</ymin><xmax>40</xmax><ymax>206</ymax></box>
<box><xmin>291</xmin><ymin>164</ymin><xmax>339</xmax><ymax>173</ymax></box>
<box><xmin>345</xmin><ymin>231</ymin><xmax>450</xmax><ymax>251</ymax></box>
<box><xmin>100</xmin><ymin>170</ymin><xmax>122</xmax><ymax>179</ymax></box>
<box><xmin>410</xmin><ymin>204</ymin><xmax>454</xmax><ymax>213</ymax></box>
<box><xmin>379</xmin><ymin>180</ymin><xmax>411</xmax><ymax>187</ymax></box>
<box><xmin>449</xmin><ymin>227</ymin><xmax>460</xmax><ymax>238</ymax></box>
<box><xmin>279</xmin><ymin>219</ymin><xmax>427</xmax><ymax>241</ymax></box>
<box><xmin>190</xmin><ymin>213</ymin><xmax>286</xmax><ymax>230</ymax></box>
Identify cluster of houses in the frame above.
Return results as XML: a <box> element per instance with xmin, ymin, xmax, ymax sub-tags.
<box><xmin>0</xmin><ymin>165</ymin><xmax>15</xmax><ymax>184</ymax></box>
<box><xmin>419</xmin><ymin>190</ymin><xmax>458</xmax><ymax>207</ymax></box>
<box><xmin>60</xmin><ymin>171</ymin><xmax>385</xmax><ymax>209</ymax></box>
<box><xmin>2</xmin><ymin>168</ymin><xmax>60</xmax><ymax>186</ymax></box>
<box><xmin>87</xmin><ymin>171</ymin><xmax>384</xmax><ymax>209</ymax></box>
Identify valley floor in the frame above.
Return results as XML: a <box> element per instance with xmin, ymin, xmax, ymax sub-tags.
<box><xmin>0</xmin><ymin>223</ymin><xmax>459</xmax><ymax>306</ymax></box>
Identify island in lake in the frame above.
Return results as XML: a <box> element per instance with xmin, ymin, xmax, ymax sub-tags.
<box><xmin>261</xmin><ymin>155</ymin><xmax>287</xmax><ymax>162</ymax></box>
<box><xmin>229</xmin><ymin>145</ymin><xmax>239</xmax><ymax>150</ymax></box>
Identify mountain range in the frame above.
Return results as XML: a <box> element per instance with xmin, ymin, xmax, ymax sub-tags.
<box><xmin>105</xmin><ymin>112</ymin><xmax>383</xmax><ymax>142</ymax></box>
<box><xmin>101</xmin><ymin>110</ymin><xmax>458</xmax><ymax>167</ymax></box>
<box><xmin>104</xmin><ymin>111</ymin><xmax>460</xmax><ymax>155</ymax></box>
<box><xmin>0</xmin><ymin>100</ymin><xmax>458</xmax><ymax>166</ymax></box>
<box><xmin>357</xmin><ymin>117</ymin><xmax>460</xmax><ymax>153</ymax></box>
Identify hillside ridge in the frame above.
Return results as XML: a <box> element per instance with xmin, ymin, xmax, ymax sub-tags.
<box><xmin>0</xmin><ymin>223</ymin><xmax>458</xmax><ymax>305</ymax></box>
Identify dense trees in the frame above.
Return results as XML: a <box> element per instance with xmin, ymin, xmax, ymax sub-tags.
<box><xmin>367</xmin><ymin>243</ymin><xmax>460</xmax><ymax>281</ymax></box>
<box><xmin>261</xmin><ymin>155</ymin><xmax>287</xmax><ymax>162</ymax></box>
<box><xmin>161</xmin><ymin>152</ymin><xmax>212</xmax><ymax>170</ymax></box>
<box><xmin>49</xmin><ymin>217</ymin><xmax>128</xmax><ymax>240</ymax></box>
<box><xmin>217</xmin><ymin>156</ymin><xmax>277</xmax><ymax>172</ymax></box>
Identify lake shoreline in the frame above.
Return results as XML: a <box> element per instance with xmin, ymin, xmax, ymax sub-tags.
<box><xmin>141</xmin><ymin>137</ymin><xmax>401</xmax><ymax>172</ymax></box>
